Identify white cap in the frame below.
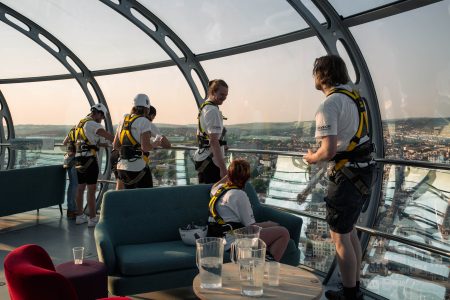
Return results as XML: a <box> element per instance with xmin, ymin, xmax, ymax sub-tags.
<box><xmin>134</xmin><ymin>94</ymin><xmax>151</xmax><ymax>108</ymax></box>
<box><xmin>91</xmin><ymin>103</ymin><xmax>108</xmax><ymax>115</ymax></box>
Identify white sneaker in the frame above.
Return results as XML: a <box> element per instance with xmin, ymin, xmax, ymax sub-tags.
<box><xmin>76</xmin><ymin>214</ymin><xmax>88</xmax><ymax>225</ymax></box>
<box><xmin>88</xmin><ymin>216</ymin><xmax>99</xmax><ymax>228</ymax></box>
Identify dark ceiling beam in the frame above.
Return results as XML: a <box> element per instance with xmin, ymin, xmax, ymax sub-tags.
<box><xmin>99</xmin><ymin>0</ymin><xmax>209</xmax><ymax>106</ymax></box>
<box><xmin>0</xmin><ymin>0</ymin><xmax>440</xmax><ymax>84</ymax></box>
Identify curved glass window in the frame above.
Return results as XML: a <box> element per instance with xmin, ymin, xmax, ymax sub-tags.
<box><xmin>202</xmin><ymin>38</ymin><xmax>326</xmax><ymax>139</ymax></box>
<box><xmin>350</xmin><ymin>1</ymin><xmax>450</xmax><ymax>163</ymax></box>
<box><xmin>363</xmin><ymin>236</ymin><xmax>448</xmax><ymax>299</ymax></box>
<box><xmin>0</xmin><ymin>23</ymin><xmax>68</xmax><ymax>78</ymax></box>
<box><xmin>139</xmin><ymin>0</ymin><xmax>308</xmax><ymax>54</ymax></box>
<box><xmin>1</xmin><ymin>80</ymin><xmax>89</xmax><ymax>169</ymax></box>
<box><xmin>329</xmin><ymin>0</ymin><xmax>399</xmax><ymax>17</ymax></box>
<box><xmin>1</xmin><ymin>0</ymin><xmax>170</xmax><ymax>71</ymax></box>
<box><xmin>95</xmin><ymin>66</ymin><xmax>197</xmax><ymax>126</ymax></box>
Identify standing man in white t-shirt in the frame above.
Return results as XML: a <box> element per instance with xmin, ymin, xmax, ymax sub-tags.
<box><xmin>113</xmin><ymin>94</ymin><xmax>153</xmax><ymax>189</ymax></box>
<box><xmin>194</xmin><ymin>79</ymin><xmax>229</xmax><ymax>184</ymax></box>
<box><xmin>74</xmin><ymin>103</ymin><xmax>114</xmax><ymax>227</ymax></box>
<box><xmin>305</xmin><ymin>55</ymin><xmax>374</xmax><ymax>300</ymax></box>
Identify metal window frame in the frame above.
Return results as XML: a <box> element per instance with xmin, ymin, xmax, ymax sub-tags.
<box><xmin>98</xmin><ymin>0</ymin><xmax>209</xmax><ymax>106</ymax></box>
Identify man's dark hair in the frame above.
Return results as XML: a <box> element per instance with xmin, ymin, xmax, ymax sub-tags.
<box><xmin>207</xmin><ymin>79</ymin><xmax>228</xmax><ymax>96</ymax></box>
<box><xmin>90</xmin><ymin>108</ymin><xmax>104</xmax><ymax>118</ymax></box>
<box><xmin>149</xmin><ymin>106</ymin><xmax>156</xmax><ymax>117</ymax></box>
<box><xmin>131</xmin><ymin>106</ymin><xmax>147</xmax><ymax>115</ymax></box>
<box><xmin>313</xmin><ymin>55</ymin><xmax>350</xmax><ymax>87</ymax></box>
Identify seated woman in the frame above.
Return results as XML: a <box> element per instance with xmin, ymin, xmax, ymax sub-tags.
<box><xmin>208</xmin><ymin>158</ymin><xmax>290</xmax><ymax>262</ymax></box>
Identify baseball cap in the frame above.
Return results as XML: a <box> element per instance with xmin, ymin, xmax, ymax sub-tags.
<box><xmin>134</xmin><ymin>94</ymin><xmax>151</xmax><ymax>108</ymax></box>
<box><xmin>91</xmin><ymin>103</ymin><xmax>108</xmax><ymax>115</ymax></box>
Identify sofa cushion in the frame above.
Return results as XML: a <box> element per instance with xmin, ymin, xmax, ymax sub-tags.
<box><xmin>116</xmin><ymin>241</ymin><xmax>196</xmax><ymax>276</ymax></box>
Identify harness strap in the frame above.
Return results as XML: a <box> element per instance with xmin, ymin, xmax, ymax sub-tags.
<box><xmin>197</xmin><ymin>101</ymin><xmax>216</xmax><ymax>139</ymax></box>
<box><xmin>328</xmin><ymin>89</ymin><xmax>370</xmax><ymax>172</ymax></box>
<box><xmin>197</xmin><ymin>101</ymin><xmax>227</xmax><ymax>148</ymax></box>
<box><xmin>75</xmin><ymin>156</ymin><xmax>95</xmax><ymax>173</ymax></box>
<box><xmin>123</xmin><ymin>167</ymin><xmax>148</xmax><ymax>186</ymax></box>
<box><xmin>119</xmin><ymin>114</ymin><xmax>143</xmax><ymax>147</ymax></box>
<box><xmin>119</xmin><ymin>114</ymin><xmax>149</xmax><ymax>161</ymax></box>
<box><xmin>75</xmin><ymin>117</ymin><xmax>97</xmax><ymax>155</ymax></box>
<box><xmin>208</xmin><ymin>183</ymin><xmax>239</xmax><ymax>225</ymax></box>
<box><xmin>339</xmin><ymin>167</ymin><xmax>370</xmax><ymax>196</ymax></box>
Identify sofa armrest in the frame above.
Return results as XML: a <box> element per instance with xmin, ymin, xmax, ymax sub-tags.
<box><xmin>257</xmin><ymin>205</ymin><xmax>302</xmax><ymax>246</ymax></box>
<box><xmin>94</xmin><ymin>222</ymin><xmax>116</xmax><ymax>274</ymax></box>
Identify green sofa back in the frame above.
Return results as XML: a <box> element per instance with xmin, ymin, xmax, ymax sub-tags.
<box><xmin>101</xmin><ymin>184</ymin><xmax>262</xmax><ymax>246</ymax></box>
<box><xmin>0</xmin><ymin>165</ymin><xmax>66</xmax><ymax>217</ymax></box>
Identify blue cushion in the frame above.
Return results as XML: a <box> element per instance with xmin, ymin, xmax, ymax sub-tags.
<box><xmin>116</xmin><ymin>241</ymin><xmax>196</xmax><ymax>276</ymax></box>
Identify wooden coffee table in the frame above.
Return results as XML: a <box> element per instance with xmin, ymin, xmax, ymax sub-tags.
<box><xmin>193</xmin><ymin>262</ymin><xmax>322</xmax><ymax>300</ymax></box>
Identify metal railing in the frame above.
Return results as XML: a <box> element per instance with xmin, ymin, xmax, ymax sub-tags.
<box><xmin>263</xmin><ymin>204</ymin><xmax>450</xmax><ymax>258</ymax></box>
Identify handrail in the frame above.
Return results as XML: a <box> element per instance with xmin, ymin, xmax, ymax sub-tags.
<box><xmin>374</xmin><ymin>158</ymin><xmax>450</xmax><ymax>171</ymax></box>
<box><xmin>262</xmin><ymin>204</ymin><xmax>450</xmax><ymax>258</ymax></box>
<box><xmin>169</xmin><ymin>145</ymin><xmax>307</xmax><ymax>157</ymax></box>
<box><xmin>3</xmin><ymin>142</ymin><xmax>450</xmax><ymax>170</ymax></box>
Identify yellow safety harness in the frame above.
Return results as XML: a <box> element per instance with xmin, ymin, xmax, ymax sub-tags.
<box><xmin>208</xmin><ymin>182</ymin><xmax>239</xmax><ymax>225</ymax></box>
<box><xmin>197</xmin><ymin>101</ymin><xmax>227</xmax><ymax>149</ymax></box>
<box><xmin>328</xmin><ymin>89</ymin><xmax>370</xmax><ymax>172</ymax></box>
<box><xmin>66</xmin><ymin>126</ymin><xmax>76</xmax><ymax>153</ymax></box>
<box><xmin>207</xmin><ymin>182</ymin><xmax>245</xmax><ymax>237</ymax></box>
<box><xmin>328</xmin><ymin>89</ymin><xmax>374</xmax><ymax>197</ymax></box>
<box><xmin>75</xmin><ymin>117</ymin><xmax>98</xmax><ymax>155</ymax></box>
<box><xmin>119</xmin><ymin>114</ymin><xmax>150</xmax><ymax>163</ymax></box>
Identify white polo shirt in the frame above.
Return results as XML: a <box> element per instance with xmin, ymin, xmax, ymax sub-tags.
<box><xmin>208</xmin><ymin>184</ymin><xmax>256</xmax><ymax>226</ymax></box>
<box><xmin>116</xmin><ymin>115</ymin><xmax>152</xmax><ymax>172</ymax></box>
<box><xmin>315</xmin><ymin>85</ymin><xmax>369</xmax><ymax>152</ymax></box>
<box><xmin>193</xmin><ymin>101</ymin><xmax>225</xmax><ymax>162</ymax></box>
<box><xmin>75</xmin><ymin>118</ymin><xmax>104</xmax><ymax>158</ymax></box>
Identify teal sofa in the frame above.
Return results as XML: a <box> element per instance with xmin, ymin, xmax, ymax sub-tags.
<box><xmin>95</xmin><ymin>183</ymin><xmax>302</xmax><ymax>296</ymax></box>
<box><xmin>0</xmin><ymin>165</ymin><xmax>66</xmax><ymax>217</ymax></box>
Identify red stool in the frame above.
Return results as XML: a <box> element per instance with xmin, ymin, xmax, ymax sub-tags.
<box><xmin>56</xmin><ymin>260</ymin><xmax>108</xmax><ymax>300</ymax></box>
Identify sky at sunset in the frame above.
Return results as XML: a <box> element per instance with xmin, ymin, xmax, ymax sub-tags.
<box><xmin>0</xmin><ymin>0</ymin><xmax>449</xmax><ymax>126</ymax></box>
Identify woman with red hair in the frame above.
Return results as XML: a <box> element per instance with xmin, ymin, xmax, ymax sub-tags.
<box><xmin>208</xmin><ymin>159</ymin><xmax>290</xmax><ymax>262</ymax></box>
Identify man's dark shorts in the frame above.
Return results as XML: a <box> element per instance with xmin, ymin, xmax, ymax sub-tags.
<box><xmin>76</xmin><ymin>156</ymin><xmax>99</xmax><ymax>185</ymax></box>
<box><xmin>195</xmin><ymin>157</ymin><xmax>221</xmax><ymax>184</ymax></box>
<box><xmin>325</xmin><ymin>165</ymin><xmax>374</xmax><ymax>234</ymax></box>
<box><xmin>117</xmin><ymin>166</ymin><xmax>153</xmax><ymax>189</ymax></box>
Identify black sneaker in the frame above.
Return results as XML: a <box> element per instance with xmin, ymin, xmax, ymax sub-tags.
<box><xmin>325</xmin><ymin>288</ymin><xmax>364</xmax><ymax>300</ymax></box>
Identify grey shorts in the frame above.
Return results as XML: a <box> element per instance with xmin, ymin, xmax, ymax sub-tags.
<box><xmin>325</xmin><ymin>166</ymin><xmax>374</xmax><ymax>234</ymax></box>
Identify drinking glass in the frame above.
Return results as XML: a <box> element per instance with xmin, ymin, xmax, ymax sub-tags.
<box><xmin>72</xmin><ymin>247</ymin><xmax>84</xmax><ymax>265</ymax></box>
<box><xmin>196</xmin><ymin>237</ymin><xmax>224</xmax><ymax>289</ymax></box>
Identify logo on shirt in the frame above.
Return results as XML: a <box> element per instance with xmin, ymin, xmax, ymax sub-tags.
<box><xmin>317</xmin><ymin>125</ymin><xmax>331</xmax><ymax>131</ymax></box>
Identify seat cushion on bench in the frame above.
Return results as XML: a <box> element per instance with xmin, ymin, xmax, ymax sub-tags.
<box><xmin>116</xmin><ymin>241</ymin><xmax>196</xmax><ymax>276</ymax></box>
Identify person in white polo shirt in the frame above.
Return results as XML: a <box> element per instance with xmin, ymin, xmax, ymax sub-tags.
<box><xmin>194</xmin><ymin>79</ymin><xmax>229</xmax><ymax>184</ymax></box>
<box><xmin>305</xmin><ymin>55</ymin><xmax>374</xmax><ymax>300</ymax></box>
<box><xmin>113</xmin><ymin>94</ymin><xmax>154</xmax><ymax>189</ymax></box>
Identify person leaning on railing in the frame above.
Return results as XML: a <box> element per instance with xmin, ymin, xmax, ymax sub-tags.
<box><xmin>304</xmin><ymin>55</ymin><xmax>375</xmax><ymax>300</ymax></box>
<box><xmin>112</xmin><ymin>94</ymin><xmax>154</xmax><ymax>190</ymax></box>
<box><xmin>208</xmin><ymin>159</ymin><xmax>290</xmax><ymax>262</ymax></box>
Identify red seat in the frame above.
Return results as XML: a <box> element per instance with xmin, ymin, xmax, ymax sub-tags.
<box><xmin>4</xmin><ymin>244</ymin><xmax>78</xmax><ymax>300</ymax></box>
<box><xmin>4</xmin><ymin>244</ymin><xmax>130</xmax><ymax>300</ymax></box>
